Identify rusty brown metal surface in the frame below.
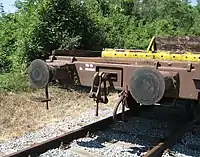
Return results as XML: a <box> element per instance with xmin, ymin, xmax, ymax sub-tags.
<box><xmin>45</xmin><ymin>55</ymin><xmax>200</xmax><ymax>101</ymax></box>
<box><xmin>155</xmin><ymin>36</ymin><xmax>200</xmax><ymax>53</ymax></box>
<box><xmin>52</xmin><ymin>49</ymin><xmax>101</xmax><ymax>57</ymax></box>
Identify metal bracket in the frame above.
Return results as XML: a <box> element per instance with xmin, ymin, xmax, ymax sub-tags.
<box><xmin>29</xmin><ymin>85</ymin><xmax>51</xmax><ymax>110</ymax></box>
<box><xmin>113</xmin><ymin>85</ymin><xmax>129</xmax><ymax>122</ymax></box>
<box><xmin>187</xmin><ymin>63</ymin><xmax>192</xmax><ymax>72</ymax></box>
<box><xmin>89</xmin><ymin>72</ymin><xmax>113</xmax><ymax>116</ymax></box>
<box><xmin>154</xmin><ymin>61</ymin><xmax>159</xmax><ymax>69</ymax></box>
<box><xmin>45</xmin><ymin>85</ymin><xmax>50</xmax><ymax>110</ymax></box>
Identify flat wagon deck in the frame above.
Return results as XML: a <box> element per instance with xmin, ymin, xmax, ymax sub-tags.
<box><xmin>28</xmin><ymin>36</ymin><xmax>200</xmax><ymax>118</ymax></box>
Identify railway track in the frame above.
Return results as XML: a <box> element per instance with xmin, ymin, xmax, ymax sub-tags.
<box><xmin>2</xmin><ymin>109</ymin><xmax>133</xmax><ymax>157</ymax></box>
<box><xmin>143</xmin><ymin>118</ymin><xmax>200</xmax><ymax>157</ymax></box>
<box><xmin>23</xmin><ymin>35</ymin><xmax>200</xmax><ymax>156</ymax></box>
<box><xmin>39</xmin><ymin>110</ymin><xmax>200</xmax><ymax>157</ymax></box>
<box><xmin>2</xmin><ymin>100</ymin><xmax>200</xmax><ymax>157</ymax></box>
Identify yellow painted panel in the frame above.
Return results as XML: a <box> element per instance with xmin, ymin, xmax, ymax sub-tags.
<box><xmin>101</xmin><ymin>49</ymin><xmax>200</xmax><ymax>62</ymax></box>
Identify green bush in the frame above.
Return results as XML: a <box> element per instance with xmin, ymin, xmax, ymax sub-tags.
<box><xmin>0</xmin><ymin>72</ymin><xmax>34</xmax><ymax>92</ymax></box>
<box><xmin>1</xmin><ymin>0</ymin><xmax>200</xmax><ymax>92</ymax></box>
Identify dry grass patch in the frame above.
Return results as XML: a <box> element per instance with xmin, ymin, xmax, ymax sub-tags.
<box><xmin>0</xmin><ymin>86</ymin><xmax>118</xmax><ymax>142</ymax></box>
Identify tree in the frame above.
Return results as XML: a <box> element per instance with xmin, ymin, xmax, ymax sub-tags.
<box><xmin>0</xmin><ymin>3</ymin><xmax>5</xmax><ymax>16</ymax></box>
<box><xmin>0</xmin><ymin>0</ymin><xmax>199</xmax><ymax>73</ymax></box>
<box><xmin>182</xmin><ymin>0</ymin><xmax>190</xmax><ymax>4</ymax></box>
<box><xmin>197</xmin><ymin>0</ymin><xmax>200</xmax><ymax>6</ymax></box>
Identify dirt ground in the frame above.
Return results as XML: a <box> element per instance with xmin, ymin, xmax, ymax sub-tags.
<box><xmin>0</xmin><ymin>86</ymin><xmax>118</xmax><ymax>142</ymax></box>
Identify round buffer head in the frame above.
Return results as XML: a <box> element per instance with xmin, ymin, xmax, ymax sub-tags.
<box><xmin>130</xmin><ymin>67</ymin><xmax>165</xmax><ymax>105</ymax></box>
<box><xmin>28</xmin><ymin>59</ymin><xmax>50</xmax><ymax>89</ymax></box>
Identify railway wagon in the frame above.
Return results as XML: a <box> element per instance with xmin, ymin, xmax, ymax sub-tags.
<box><xmin>28</xmin><ymin>36</ymin><xmax>200</xmax><ymax>118</ymax></box>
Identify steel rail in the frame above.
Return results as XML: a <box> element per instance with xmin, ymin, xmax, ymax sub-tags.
<box><xmin>143</xmin><ymin>116</ymin><xmax>200</xmax><ymax>157</ymax></box>
<box><xmin>3</xmin><ymin>110</ymin><xmax>132</xmax><ymax>157</ymax></box>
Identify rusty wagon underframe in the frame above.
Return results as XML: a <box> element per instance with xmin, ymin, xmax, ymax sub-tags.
<box><xmin>28</xmin><ymin>36</ymin><xmax>200</xmax><ymax>118</ymax></box>
<box><xmin>45</xmin><ymin>55</ymin><xmax>200</xmax><ymax>102</ymax></box>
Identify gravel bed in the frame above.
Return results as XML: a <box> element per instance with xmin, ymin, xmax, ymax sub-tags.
<box><xmin>39</xmin><ymin>116</ymin><xmax>173</xmax><ymax>157</ymax></box>
<box><xmin>0</xmin><ymin>107</ymin><xmax>114</xmax><ymax>155</ymax></box>
<box><xmin>2</xmin><ymin>101</ymin><xmax>200</xmax><ymax>157</ymax></box>
<box><xmin>39</xmin><ymin>149</ymin><xmax>80</xmax><ymax>157</ymax></box>
<box><xmin>162</xmin><ymin>125</ymin><xmax>200</xmax><ymax>157</ymax></box>
<box><xmin>39</xmin><ymin>104</ymin><xmax>200</xmax><ymax>157</ymax></box>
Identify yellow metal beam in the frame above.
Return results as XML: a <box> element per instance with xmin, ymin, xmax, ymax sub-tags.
<box><xmin>102</xmin><ymin>36</ymin><xmax>200</xmax><ymax>62</ymax></box>
<box><xmin>147</xmin><ymin>36</ymin><xmax>155</xmax><ymax>51</ymax></box>
<box><xmin>102</xmin><ymin>49</ymin><xmax>200</xmax><ymax>62</ymax></box>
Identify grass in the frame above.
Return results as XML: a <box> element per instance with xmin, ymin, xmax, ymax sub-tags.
<box><xmin>0</xmin><ymin>71</ymin><xmax>119</xmax><ymax>142</ymax></box>
<box><xmin>0</xmin><ymin>72</ymin><xmax>33</xmax><ymax>93</ymax></box>
<box><xmin>0</xmin><ymin>86</ymin><xmax>118</xmax><ymax>142</ymax></box>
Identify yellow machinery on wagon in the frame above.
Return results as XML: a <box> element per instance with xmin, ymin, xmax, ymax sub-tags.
<box><xmin>102</xmin><ymin>36</ymin><xmax>200</xmax><ymax>62</ymax></box>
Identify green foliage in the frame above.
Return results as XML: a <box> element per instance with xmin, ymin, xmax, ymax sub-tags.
<box><xmin>22</xmin><ymin>0</ymin><xmax>105</xmax><ymax>63</ymax></box>
<box><xmin>83</xmin><ymin>0</ymin><xmax>200</xmax><ymax>49</ymax></box>
<box><xmin>0</xmin><ymin>72</ymin><xmax>33</xmax><ymax>92</ymax></box>
<box><xmin>1</xmin><ymin>0</ymin><xmax>200</xmax><ymax>92</ymax></box>
<box><xmin>197</xmin><ymin>0</ymin><xmax>200</xmax><ymax>5</ymax></box>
